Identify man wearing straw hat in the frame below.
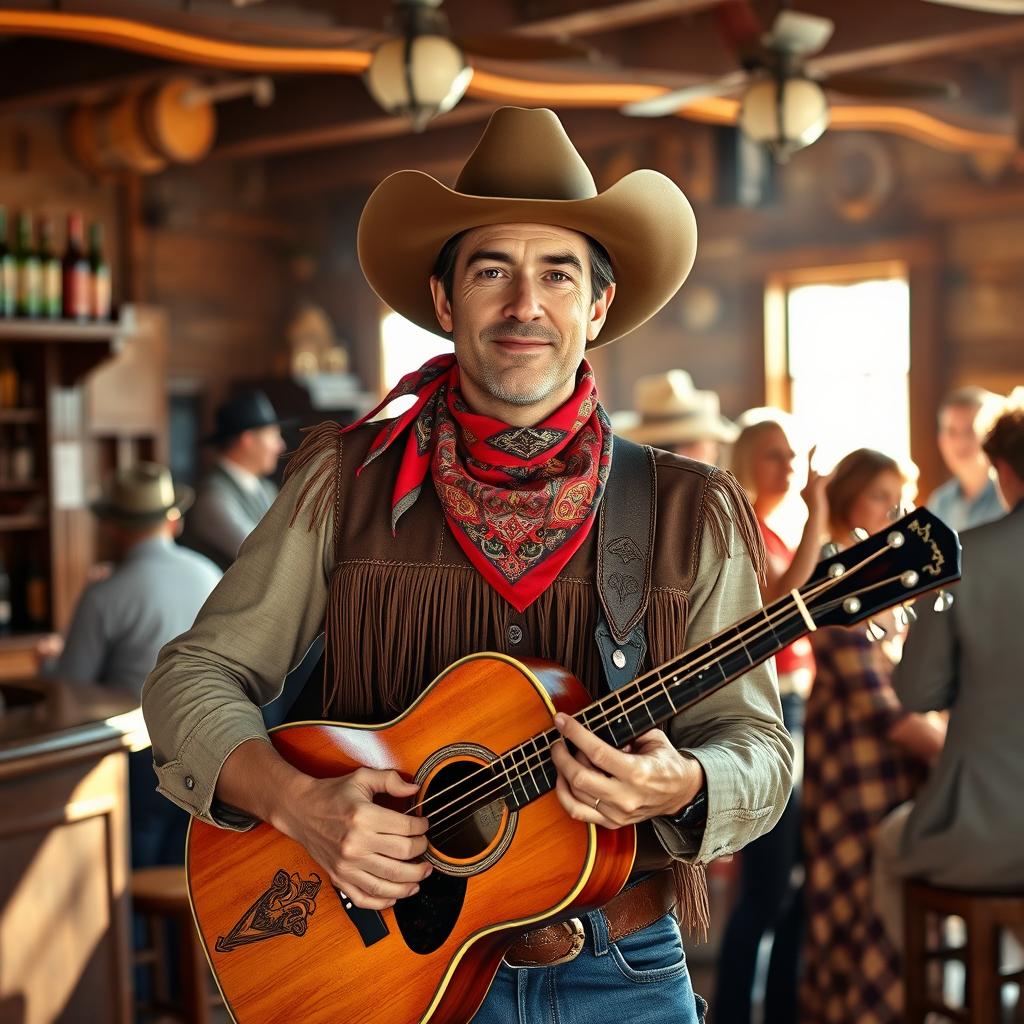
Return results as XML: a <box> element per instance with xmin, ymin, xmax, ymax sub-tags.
<box><xmin>618</xmin><ymin>369</ymin><xmax>739</xmax><ymax>466</ymax></box>
<box><xmin>51</xmin><ymin>462</ymin><xmax>221</xmax><ymax>867</ymax></box>
<box><xmin>144</xmin><ymin>107</ymin><xmax>791</xmax><ymax>1022</ymax></box>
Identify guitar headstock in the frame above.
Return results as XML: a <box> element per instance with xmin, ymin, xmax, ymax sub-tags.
<box><xmin>801</xmin><ymin>508</ymin><xmax>962</xmax><ymax>629</ymax></box>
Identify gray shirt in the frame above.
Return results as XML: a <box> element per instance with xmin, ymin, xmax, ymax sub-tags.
<box><xmin>54</xmin><ymin>536</ymin><xmax>222</xmax><ymax>699</ymax></box>
<box><xmin>182</xmin><ymin>464</ymin><xmax>279</xmax><ymax>571</ymax></box>
<box><xmin>926</xmin><ymin>475</ymin><xmax>1004</xmax><ymax>533</ymax></box>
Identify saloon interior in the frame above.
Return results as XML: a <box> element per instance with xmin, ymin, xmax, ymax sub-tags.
<box><xmin>1</xmin><ymin>1</ymin><xmax>1024</xmax><ymax>1022</ymax></box>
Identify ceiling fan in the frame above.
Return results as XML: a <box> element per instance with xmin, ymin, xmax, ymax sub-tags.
<box><xmin>622</xmin><ymin>2</ymin><xmax>959</xmax><ymax>158</ymax></box>
<box><xmin>923</xmin><ymin>0</ymin><xmax>1024</xmax><ymax>11</ymax></box>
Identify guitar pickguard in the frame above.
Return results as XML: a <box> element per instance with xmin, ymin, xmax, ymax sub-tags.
<box><xmin>393</xmin><ymin>869</ymin><xmax>467</xmax><ymax>955</ymax></box>
<box><xmin>216</xmin><ymin>868</ymin><xmax>322</xmax><ymax>953</ymax></box>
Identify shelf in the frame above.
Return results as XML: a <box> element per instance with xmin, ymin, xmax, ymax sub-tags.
<box><xmin>0</xmin><ymin>317</ymin><xmax>126</xmax><ymax>343</ymax></box>
<box><xmin>0</xmin><ymin>410</ymin><xmax>41</xmax><ymax>424</ymax></box>
<box><xmin>0</xmin><ymin>515</ymin><xmax>47</xmax><ymax>531</ymax></box>
<box><xmin>0</xmin><ymin>482</ymin><xmax>43</xmax><ymax>492</ymax></box>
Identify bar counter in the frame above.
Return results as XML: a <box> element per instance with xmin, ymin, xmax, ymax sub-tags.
<box><xmin>0</xmin><ymin>676</ymin><xmax>145</xmax><ymax>1024</ymax></box>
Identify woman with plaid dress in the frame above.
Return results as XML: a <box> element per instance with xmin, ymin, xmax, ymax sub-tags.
<box><xmin>800</xmin><ymin>450</ymin><xmax>945</xmax><ymax>1023</ymax></box>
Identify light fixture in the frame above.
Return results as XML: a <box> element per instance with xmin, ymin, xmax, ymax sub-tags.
<box><xmin>364</xmin><ymin>0</ymin><xmax>473</xmax><ymax>132</ymax></box>
<box><xmin>738</xmin><ymin>75</ymin><xmax>829</xmax><ymax>161</ymax></box>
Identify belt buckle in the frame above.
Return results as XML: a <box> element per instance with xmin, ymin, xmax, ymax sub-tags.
<box><xmin>504</xmin><ymin>917</ymin><xmax>586</xmax><ymax>969</ymax></box>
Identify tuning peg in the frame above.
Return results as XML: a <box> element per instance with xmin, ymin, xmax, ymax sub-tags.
<box><xmin>933</xmin><ymin>590</ymin><xmax>954</xmax><ymax>613</ymax></box>
<box><xmin>865</xmin><ymin>619</ymin><xmax>887</xmax><ymax>642</ymax></box>
<box><xmin>850</xmin><ymin>527</ymin><xmax>869</xmax><ymax>542</ymax></box>
<box><xmin>821</xmin><ymin>541</ymin><xmax>840</xmax><ymax>558</ymax></box>
<box><xmin>895</xmin><ymin>603</ymin><xmax>918</xmax><ymax>629</ymax></box>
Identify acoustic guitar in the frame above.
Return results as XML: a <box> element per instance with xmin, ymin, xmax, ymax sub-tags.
<box><xmin>187</xmin><ymin>508</ymin><xmax>960</xmax><ymax>1024</ymax></box>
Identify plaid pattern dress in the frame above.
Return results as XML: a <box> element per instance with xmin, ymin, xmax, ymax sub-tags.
<box><xmin>800</xmin><ymin>621</ymin><xmax>928</xmax><ymax>1023</ymax></box>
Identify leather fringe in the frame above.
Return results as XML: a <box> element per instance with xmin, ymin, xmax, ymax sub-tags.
<box><xmin>705</xmin><ymin>467</ymin><xmax>768</xmax><ymax>586</ymax></box>
<box><xmin>283</xmin><ymin>421</ymin><xmax>344</xmax><ymax>538</ymax></box>
<box><xmin>671</xmin><ymin>860</ymin><xmax>710</xmax><ymax>941</ymax></box>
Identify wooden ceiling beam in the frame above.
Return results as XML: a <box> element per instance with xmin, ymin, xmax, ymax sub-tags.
<box><xmin>512</xmin><ymin>0</ymin><xmax>724</xmax><ymax>38</ymax></box>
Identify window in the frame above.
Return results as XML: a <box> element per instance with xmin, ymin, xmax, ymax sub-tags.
<box><xmin>766</xmin><ymin>263</ymin><xmax>912</xmax><ymax>472</ymax></box>
<box><xmin>378</xmin><ymin>311</ymin><xmax>453</xmax><ymax>419</ymax></box>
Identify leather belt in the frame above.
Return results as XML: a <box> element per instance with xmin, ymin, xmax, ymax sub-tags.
<box><xmin>503</xmin><ymin>869</ymin><xmax>676</xmax><ymax>969</ymax></box>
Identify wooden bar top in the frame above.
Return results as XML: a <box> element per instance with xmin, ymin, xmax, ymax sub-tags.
<box><xmin>0</xmin><ymin>675</ymin><xmax>147</xmax><ymax>778</ymax></box>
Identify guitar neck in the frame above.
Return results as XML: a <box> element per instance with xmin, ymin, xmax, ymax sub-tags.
<box><xmin>500</xmin><ymin>592</ymin><xmax>810</xmax><ymax>810</ymax></box>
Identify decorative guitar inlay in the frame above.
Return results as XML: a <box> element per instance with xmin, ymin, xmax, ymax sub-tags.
<box><xmin>216</xmin><ymin>869</ymin><xmax>322</xmax><ymax>953</ymax></box>
<box><xmin>908</xmin><ymin>519</ymin><xmax>946</xmax><ymax>577</ymax></box>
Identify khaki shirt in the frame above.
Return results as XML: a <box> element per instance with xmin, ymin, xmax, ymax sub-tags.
<box><xmin>142</xmin><ymin>445</ymin><xmax>792</xmax><ymax>865</ymax></box>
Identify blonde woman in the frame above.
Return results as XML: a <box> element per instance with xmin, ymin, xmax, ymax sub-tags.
<box><xmin>714</xmin><ymin>414</ymin><xmax>827</xmax><ymax>1024</ymax></box>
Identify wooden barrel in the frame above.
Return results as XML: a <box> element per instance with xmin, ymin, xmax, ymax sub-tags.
<box><xmin>140</xmin><ymin>77</ymin><xmax>216</xmax><ymax>164</ymax></box>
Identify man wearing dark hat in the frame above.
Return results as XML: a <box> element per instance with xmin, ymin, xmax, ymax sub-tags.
<box><xmin>50</xmin><ymin>463</ymin><xmax>221</xmax><ymax>867</ymax></box>
<box><xmin>182</xmin><ymin>389</ymin><xmax>288</xmax><ymax>570</ymax></box>
<box><xmin>144</xmin><ymin>108</ymin><xmax>791</xmax><ymax>1023</ymax></box>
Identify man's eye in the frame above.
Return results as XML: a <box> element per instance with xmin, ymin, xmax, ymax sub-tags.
<box><xmin>548</xmin><ymin>271</ymin><xmax>570</xmax><ymax>282</ymax></box>
<box><xmin>480</xmin><ymin>268</ymin><xmax>502</xmax><ymax>279</ymax></box>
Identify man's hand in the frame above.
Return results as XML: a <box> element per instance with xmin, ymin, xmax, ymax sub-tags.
<box><xmin>271</xmin><ymin>767</ymin><xmax>432</xmax><ymax>911</ymax></box>
<box><xmin>550</xmin><ymin>712</ymin><xmax>704</xmax><ymax>828</ymax></box>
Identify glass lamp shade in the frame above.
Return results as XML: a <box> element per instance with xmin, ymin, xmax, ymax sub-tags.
<box><xmin>365</xmin><ymin>34</ymin><xmax>473</xmax><ymax>131</ymax></box>
<box><xmin>738</xmin><ymin>76</ymin><xmax>829</xmax><ymax>159</ymax></box>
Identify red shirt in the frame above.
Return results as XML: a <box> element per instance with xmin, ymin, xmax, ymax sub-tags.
<box><xmin>759</xmin><ymin>518</ymin><xmax>816</xmax><ymax>680</ymax></box>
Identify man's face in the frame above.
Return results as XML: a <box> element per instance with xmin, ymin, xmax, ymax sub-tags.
<box><xmin>242</xmin><ymin>425</ymin><xmax>286</xmax><ymax>477</ymax></box>
<box><xmin>430</xmin><ymin>224</ymin><xmax>614</xmax><ymax>417</ymax></box>
<box><xmin>937</xmin><ymin>403</ymin><xmax>985</xmax><ymax>479</ymax></box>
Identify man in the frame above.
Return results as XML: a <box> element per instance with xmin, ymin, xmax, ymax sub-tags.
<box><xmin>182</xmin><ymin>389</ymin><xmax>288</xmax><ymax>569</ymax></box>
<box><xmin>52</xmin><ymin>463</ymin><xmax>221</xmax><ymax>866</ymax></box>
<box><xmin>618</xmin><ymin>369</ymin><xmax>738</xmax><ymax>466</ymax></box>
<box><xmin>874</xmin><ymin>392</ymin><xmax>1024</xmax><ymax>946</ymax></box>
<box><xmin>926</xmin><ymin>385</ymin><xmax>1004</xmax><ymax>532</ymax></box>
<box><xmin>142</xmin><ymin>107</ymin><xmax>792</xmax><ymax>1023</ymax></box>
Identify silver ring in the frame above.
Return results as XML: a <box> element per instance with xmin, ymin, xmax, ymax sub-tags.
<box><xmin>594</xmin><ymin>797</ymin><xmax>601</xmax><ymax>813</ymax></box>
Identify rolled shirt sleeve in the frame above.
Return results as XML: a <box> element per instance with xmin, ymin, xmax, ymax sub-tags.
<box><xmin>141</xmin><ymin>452</ymin><xmax>334</xmax><ymax>829</ymax></box>
<box><xmin>651</xmin><ymin>496</ymin><xmax>795</xmax><ymax>863</ymax></box>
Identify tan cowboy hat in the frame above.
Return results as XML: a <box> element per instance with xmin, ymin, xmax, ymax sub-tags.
<box><xmin>618</xmin><ymin>370</ymin><xmax>738</xmax><ymax>446</ymax></box>
<box><xmin>91</xmin><ymin>462</ymin><xmax>194</xmax><ymax>524</ymax></box>
<box><xmin>357</xmin><ymin>106</ymin><xmax>697</xmax><ymax>348</ymax></box>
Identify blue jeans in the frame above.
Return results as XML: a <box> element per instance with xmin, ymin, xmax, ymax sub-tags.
<box><xmin>472</xmin><ymin>909</ymin><xmax>707</xmax><ymax>1024</ymax></box>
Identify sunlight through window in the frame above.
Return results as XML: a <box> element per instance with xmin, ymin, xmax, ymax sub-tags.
<box><xmin>378</xmin><ymin>311</ymin><xmax>454</xmax><ymax>420</ymax></box>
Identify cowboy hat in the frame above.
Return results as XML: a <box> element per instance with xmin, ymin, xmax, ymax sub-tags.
<box><xmin>618</xmin><ymin>370</ymin><xmax>738</xmax><ymax>446</ymax></box>
<box><xmin>91</xmin><ymin>462</ymin><xmax>194</xmax><ymax>524</ymax></box>
<box><xmin>202</xmin><ymin>389</ymin><xmax>294</xmax><ymax>447</ymax></box>
<box><xmin>357</xmin><ymin>106</ymin><xmax>697</xmax><ymax>348</ymax></box>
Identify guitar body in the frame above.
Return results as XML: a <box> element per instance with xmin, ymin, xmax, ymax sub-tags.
<box><xmin>187</xmin><ymin>653</ymin><xmax>637</xmax><ymax>1024</ymax></box>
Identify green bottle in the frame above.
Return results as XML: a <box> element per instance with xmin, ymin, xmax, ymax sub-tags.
<box><xmin>14</xmin><ymin>212</ymin><xmax>41</xmax><ymax>319</ymax></box>
<box><xmin>38</xmin><ymin>217</ymin><xmax>62</xmax><ymax>320</ymax></box>
<box><xmin>0</xmin><ymin>206</ymin><xmax>16</xmax><ymax>318</ymax></box>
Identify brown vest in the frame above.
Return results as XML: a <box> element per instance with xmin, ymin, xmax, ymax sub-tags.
<box><xmin>284</xmin><ymin>421</ymin><xmax>763</xmax><ymax>933</ymax></box>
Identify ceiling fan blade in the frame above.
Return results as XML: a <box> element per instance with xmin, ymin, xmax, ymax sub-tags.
<box><xmin>621</xmin><ymin>70</ymin><xmax>749</xmax><ymax>117</ymax></box>
<box><xmin>456</xmin><ymin>33</ymin><xmax>594</xmax><ymax>61</ymax></box>
<box><xmin>823</xmin><ymin>72</ymin><xmax>960</xmax><ymax>100</ymax></box>
<box><xmin>765</xmin><ymin>10</ymin><xmax>835</xmax><ymax>56</ymax></box>
<box><xmin>923</xmin><ymin>0</ymin><xmax>1024</xmax><ymax>11</ymax></box>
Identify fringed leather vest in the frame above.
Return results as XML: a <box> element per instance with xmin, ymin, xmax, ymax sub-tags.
<box><xmin>284</xmin><ymin>421</ymin><xmax>764</xmax><ymax>934</ymax></box>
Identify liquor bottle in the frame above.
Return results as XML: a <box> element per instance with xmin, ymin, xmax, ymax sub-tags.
<box><xmin>88</xmin><ymin>222</ymin><xmax>111</xmax><ymax>321</ymax></box>
<box><xmin>38</xmin><ymin>217</ymin><xmax>62</xmax><ymax>320</ymax></box>
<box><xmin>10</xmin><ymin>427</ymin><xmax>34</xmax><ymax>483</ymax></box>
<box><xmin>25</xmin><ymin>558</ymin><xmax>48</xmax><ymax>630</ymax></box>
<box><xmin>0</xmin><ymin>555</ymin><xmax>12</xmax><ymax>636</ymax></box>
<box><xmin>0</xmin><ymin>206</ymin><xmax>16</xmax><ymax>318</ymax></box>
<box><xmin>62</xmin><ymin>212</ymin><xmax>90</xmax><ymax>322</ymax></box>
<box><xmin>0</xmin><ymin>352</ymin><xmax>18</xmax><ymax>408</ymax></box>
<box><xmin>14</xmin><ymin>212</ymin><xmax>41</xmax><ymax>319</ymax></box>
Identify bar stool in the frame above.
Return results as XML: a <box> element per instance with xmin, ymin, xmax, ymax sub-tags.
<box><xmin>133</xmin><ymin>865</ymin><xmax>216</xmax><ymax>1024</ymax></box>
<box><xmin>904</xmin><ymin>879</ymin><xmax>1024</xmax><ymax>1023</ymax></box>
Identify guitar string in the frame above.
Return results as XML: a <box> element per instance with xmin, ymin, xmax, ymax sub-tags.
<box><xmin>424</xmin><ymin>567</ymin><xmax>911</xmax><ymax>846</ymax></box>
<box><xmin>417</xmin><ymin>549</ymin><xmax>892</xmax><ymax>834</ymax></box>
<box><xmin>413</xmin><ymin>550</ymin><xmax>883</xmax><ymax>828</ymax></box>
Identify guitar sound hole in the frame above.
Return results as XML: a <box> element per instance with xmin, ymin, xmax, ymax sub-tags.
<box><xmin>425</xmin><ymin>759</ymin><xmax>507</xmax><ymax>861</ymax></box>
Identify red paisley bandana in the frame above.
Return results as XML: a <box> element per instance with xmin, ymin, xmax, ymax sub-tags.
<box><xmin>344</xmin><ymin>354</ymin><xmax>611</xmax><ymax>611</ymax></box>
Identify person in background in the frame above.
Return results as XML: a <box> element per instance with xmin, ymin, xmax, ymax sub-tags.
<box><xmin>46</xmin><ymin>463</ymin><xmax>221</xmax><ymax>867</ymax></box>
<box><xmin>181</xmin><ymin>389</ymin><xmax>289</xmax><ymax>570</ymax></box>
<box><xmin>801</xmin><ymin>449</ymin><xmax>945</xmax><ymax>1024</ymax></box>
<box><xmin>713</xmin><ymin>413</ymin><xmax>828</xmax><ymax>1024</ymax></box>
<box><xmin>616</xmin><ymin>369</ymin><xmax>738</xmax><ymax>465</ymax></box>
<box><xmin>874</xmin><ymin>393</ymin><xmax>1024</xmax><ymax>946</ymax></box>
<box><xmin>927</xmin><ymin>385</ymin><xmax>1004</xmax><ymax>532</ymax></box>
